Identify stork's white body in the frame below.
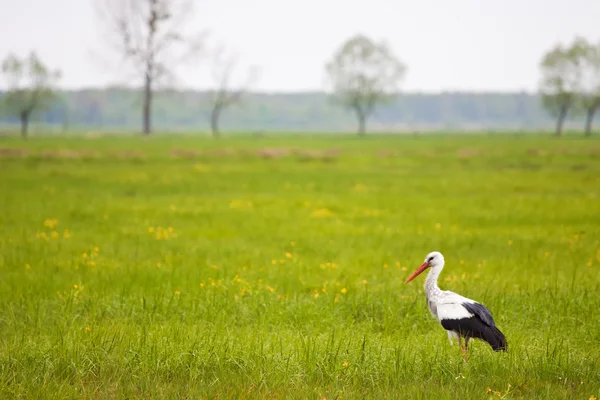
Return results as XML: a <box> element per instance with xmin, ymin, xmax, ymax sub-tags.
<box><xmin>424</xmin><ymin>262</ymin><xmax>477</xmax><ymax>345</ymax></box>
<box><xmin>406</xmin><ymin>251</ymin><xmax>508</xmax><ymax>356</ymax></box>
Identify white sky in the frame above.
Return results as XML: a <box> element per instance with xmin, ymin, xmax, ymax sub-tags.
<box><xmin>0</xmin><ymin>0</ymin><xmax>599</xmax><ymax>93</ymax></box>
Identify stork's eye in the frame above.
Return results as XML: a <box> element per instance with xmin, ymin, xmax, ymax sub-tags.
<box><xmin>427</xmin><ymin>257</ymin><xmax>434</xmax><ymax>262</ymax></box>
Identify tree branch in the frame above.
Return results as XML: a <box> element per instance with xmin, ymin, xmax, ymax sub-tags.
<box><xmin>205</xmin><ymin>44</ymin><xmax>260</xmax><ymax>136</ymax></box>
<box><xmin>94</xmin><ymin>0</ymin><xmax>205</xmax><ymax>134</ymax></box>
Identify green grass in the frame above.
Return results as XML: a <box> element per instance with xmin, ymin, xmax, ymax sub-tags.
<box><xmin>1</xmin><ymin>133</ymin><xmax>599</xmax><ymax>399</ymax></box>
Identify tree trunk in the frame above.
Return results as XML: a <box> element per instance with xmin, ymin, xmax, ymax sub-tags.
<box><xmin>20</xmin><ymin>111</ymin><xmax>29</xmax><ymax>139</ymax></box>
<box><xmin>62</xmin><ymin>115</ymin><xmax>69</xmax><ymax>133</ymax></box>
<box><xmin>356</xmin><ymin>111</ymin><xmax>366</xmax><ymax>136</ymax></box>
<box><xmin>62</xmin><ymin>105</ymin><xmax>69</xmax><ymax>133</ymax></box>
<box><xmin>142</xmin><ymin>72</ymin><xmax>152</xmax><ymax>135</ymax></box>
<box><xmin>585</xmin><ymin>106</ymin><xmax>596</xmax><ymax>137</ymax></box>
<box><xmin>210</xmin><ymin>106</ymin><xmax>221</xmax><ymax>138</ymax></box>
<box><xmin>555</xmin><ymin>105</ymin><xmax>568</xmax><ymax>137</ymax></box>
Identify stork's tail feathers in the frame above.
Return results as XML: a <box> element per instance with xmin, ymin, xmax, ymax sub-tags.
<box><xmin>485</xmin><ymin>326</ymin><xmax>508</xmax><ymax>352</ymax></box>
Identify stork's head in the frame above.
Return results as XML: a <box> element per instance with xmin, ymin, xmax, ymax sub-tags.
<box><xmin>404</xmin><ymin>251</ymin><xmax>445</xmax><ymax>284</ymax></box>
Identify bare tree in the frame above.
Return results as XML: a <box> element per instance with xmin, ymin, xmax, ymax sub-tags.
<box><xmin>206</xmin><ymin>46</ymin><xmax>259</xmax><ymax>137</ymax></box>
<box><xmin>95</xmin><ymin>0</ymin><xmax>203</xmax><ymax>135</ymax></box>
<box><xmin>325</xmin><ymin>34</ymin><xmax>406</xmax><ymax>135</ymax></box>
<box><xmin>539</xmin><ymin>42</ymin><xmax>582</xmax><ymax>136</ymax></box>
<box><xmin>1</xmin><ymin>52</ymin><xmax>61</xmax><ymax>138</ymax></box>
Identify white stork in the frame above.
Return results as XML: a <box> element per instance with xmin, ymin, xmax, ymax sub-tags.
<box><xmin>404</xmin><ymin>251</ymin><xmax>507</xmax><ymax>360</ymax></box>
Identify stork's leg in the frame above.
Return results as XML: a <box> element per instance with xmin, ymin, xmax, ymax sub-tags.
<box><xmin>461</xmin><ymin>337</ymin><xmax>470</xmax><ymax>363</ymax></box>
<box><xmin>448</xmin><ymin>330</ymin><xmax>459</xmax><ymax>346</ymax></box>
<box><xmin>458</xmin><ymin>336</ymin><xmax>464</xmax><ymax>357</ymax></box>
<box><xmin>454</xmin><ymin>333</ymin><xmax>469</xmax><ymax>362</ymax></box>
<box><xmin>447</xmin><ymin>330</ymin><xmax>456</xmax><ymax>345</ymax></box>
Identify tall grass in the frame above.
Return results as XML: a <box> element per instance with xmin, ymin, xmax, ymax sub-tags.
<box><xmin>0</xmin><ymin>133</ymin><xmax>599</xmax><ymax>399</ymax></box>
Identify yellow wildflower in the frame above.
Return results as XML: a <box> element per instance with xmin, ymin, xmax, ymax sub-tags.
<box><xmin>311</xmin><ymin>208</ymin><xmax>334</xmax><ymax>218</ymax></box>
<box><xmin>44</xmin><ymin>219</ymin><xmax>58</xmax><ymax>228</ymax></box>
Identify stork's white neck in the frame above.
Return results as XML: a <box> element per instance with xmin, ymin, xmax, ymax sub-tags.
<box><xmin>424</xmin><ymin>264</ymin><xmax>444</xmax><ymax>299</ymax></box>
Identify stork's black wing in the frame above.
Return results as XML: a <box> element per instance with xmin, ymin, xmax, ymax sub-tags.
<box><xmin>462</xmin><ymin>302</ymin><xmax>496</xmax><ymax>327</ymax></box>
<box><xmin>439</xmin><ymin>301</ymin><xmax>508</xmax><ymax>352</ymax></box>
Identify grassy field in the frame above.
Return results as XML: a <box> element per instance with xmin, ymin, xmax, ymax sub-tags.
<box><xmin>1</xmin><ymin>133</ymin><xmax>599</xmax><ymax>399</ymax></box>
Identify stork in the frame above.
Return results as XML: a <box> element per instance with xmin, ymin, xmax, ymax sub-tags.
<box><xmin>404</xmin><ymin>251</ymin><xmax>507</xmax><ymax>361</ymax></box>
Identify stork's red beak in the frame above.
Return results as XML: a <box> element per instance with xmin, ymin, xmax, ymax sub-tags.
<box><xmin>404</xmin><ymin>262</ymin><xmax>430</xmax><ymax>284</ymax></box>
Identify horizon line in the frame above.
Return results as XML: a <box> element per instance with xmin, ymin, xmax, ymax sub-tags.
<box><xmin>26</xmin><ymin>86</ymin><xmax>540</xmax><ymax>95</ymax></box>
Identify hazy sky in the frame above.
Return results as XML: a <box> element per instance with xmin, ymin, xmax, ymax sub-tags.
<box><xmin>1</xmin><ymin>0</ymin><xmax>599</xmax><ymax>92</ymax></box>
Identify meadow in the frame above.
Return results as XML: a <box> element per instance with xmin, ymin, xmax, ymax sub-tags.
<box><xmin>0</xmin><ymin>132</ymin><xmax>599</xmax><ymax>399</ymax></box>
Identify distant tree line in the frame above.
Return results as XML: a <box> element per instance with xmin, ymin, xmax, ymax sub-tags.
<box><xmin>0</xmin><ymin>88</ymin><xmax>577</xmax><ymax>133</ymax></box>
<box><xmin>0</xmin><ymin>0</ymin><xmax>598</xmax><ymax>137</ymax></box>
